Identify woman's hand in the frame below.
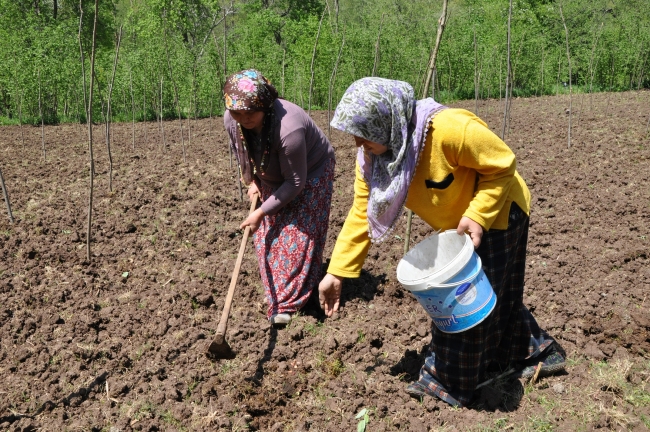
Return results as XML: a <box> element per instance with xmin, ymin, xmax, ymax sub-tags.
<box><xmin>247</xmin><ymin>183</ymin><xmax>260</xmax><ymax>201</ymax></box>
<box><xmin>457</xmin><ymin>216</ymin><xmax>483</xmax><ymax>249</ymax></box>
<box><xmin>319</xmin><ymin>273</ymin><xmax>343</xmax><ymax>317</ymax></box>
<box><xmin>240</xmin><ymin>208</ymin><xmax>265</xmax><ymax>233</ymax></box>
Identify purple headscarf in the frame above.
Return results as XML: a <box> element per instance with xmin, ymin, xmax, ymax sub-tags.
<box><xmin>331</xmin><ymin>78</ymin><xmax>447</xmax><ymax>242</ymax></box>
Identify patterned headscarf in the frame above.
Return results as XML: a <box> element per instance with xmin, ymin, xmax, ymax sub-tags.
<box><xmin>223</xmin><ymin>69</ymin><xmax>279</xmax><ymax>185</ymax></box>
<box><xmin>223</xmin><ymin>69</ymin><xmax>278</xmax><ymax>111</ymax></box>
<box><xmin>331</xmin><ymin>77</ymin><xmax>447</xmax><ymax>243</ymax></box>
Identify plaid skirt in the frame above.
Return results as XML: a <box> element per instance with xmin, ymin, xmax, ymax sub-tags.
<box><xmin>415</xmin><ymin>203</ymin><xmax>555</xmax><ymax>407</ymax></box>
<box><xmin>254</xmin><ymin>158</ymin><xmax>335</xmax><ymax>318</ymax></box>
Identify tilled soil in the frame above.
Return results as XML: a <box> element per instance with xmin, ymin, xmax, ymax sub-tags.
<box><xmin>1</xmin><ymin>91</ymin><xmax>649</xmax><ymax>431</ymax></box>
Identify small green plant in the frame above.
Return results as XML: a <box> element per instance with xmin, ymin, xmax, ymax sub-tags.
<box><xmin>355</xmin><ymin>408</ymin><xmax>370</xmax><ymax>432</ymax></box>
<box><xmin>185</xmin><ymin>377</ymin><xmax>200</xmax><ymax>399</ymax></box>
<box><xmin>641</xmin><ymin>414</ymin><xmax>650</xmax><ymax>429</ymax></box>
<box><xmin>527</xmin><ymin>415</ymin><xmax>553</xmax><ymax>432</ymax></box>
<box><xmin>324</xmin><ymin>358</ymin><xmax>345</xmax><ymax>378</ymax></box>
<box><xmin>357</xmin><ymin>330</ymin><xmax>366</xmax><ymax>343</ymax></box>
<box><xmin>304</xmin><ymin>322</ymin><xmax>322</xmax><ymax>336</ymax></box>
<box><xmin>160</xmin><ymin>409</ymin><xmax>182</xmax><ymax>427</ymax></box>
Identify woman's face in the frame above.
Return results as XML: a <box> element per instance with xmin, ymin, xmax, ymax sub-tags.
<box><xmin>229</xmin><ymin>109</ymin><xmax>265</xmax><ymax>132</ymax></box>
<box><xmin>353</xmin><ymin>135</ymin><xmax>389</xmax><ymax>155</ymax></box>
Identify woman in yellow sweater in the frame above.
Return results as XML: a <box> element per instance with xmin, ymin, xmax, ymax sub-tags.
<box><xmin>319</xmin><ymin>77</ymin><xmax>565</xmax><ymax>407</ymax></box>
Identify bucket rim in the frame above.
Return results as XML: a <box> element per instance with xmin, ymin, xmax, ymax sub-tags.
<box><xmin>428</xmin><ymin>255</ymin><xmax>483</xmax><ymax>289</ymax></box>
<box><xmin>402</xmin><ymin>255</ymin><xmax>483</xmax><ymax>292</ymax></box>
<box><xmin>396</xmin><ymin>230</ymin><xmax>473</xmax><ymax>286</ymax></box>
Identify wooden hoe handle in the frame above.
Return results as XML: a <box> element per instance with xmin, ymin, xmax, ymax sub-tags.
<box><xmin>214</xmin><ymin>194</ymin><xmax>259</xmax><ymax>340</ymax></box>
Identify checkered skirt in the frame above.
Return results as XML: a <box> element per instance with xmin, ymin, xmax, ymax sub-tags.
<box><xmin>415</xmin><ymin>203</ymin><xmax>555</xmax><ymax>406</ymax></box>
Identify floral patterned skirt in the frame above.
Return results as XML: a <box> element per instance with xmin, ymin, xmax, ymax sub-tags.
<box><xmin>253</xmin><ymin>158</ymin><xmax>335</xmax><ymax>318</ymax></box>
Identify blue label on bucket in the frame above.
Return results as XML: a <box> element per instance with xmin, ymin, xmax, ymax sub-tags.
<box><xmin>455</xmin><ymin>283</ymin><xmax>478</xmax><ymax>305</ymax></box>
<box><xmin>411</xmin><ymin>263</ymin><xmax>496</xmax><ymax>333</ymax></box>
<box><xmin>456</xmin><ymin>282</ymin><xmax>471</xmax><ymax>295</ymax></box>
<box><xmin>432</xmin><ymin>314</ymin><xmax>459</xmax><ymax>330</ymax></box>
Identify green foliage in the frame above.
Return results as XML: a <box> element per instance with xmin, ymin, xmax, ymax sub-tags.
<box><xmin>0</xmin><ymin>0</ymin><xmax>648</xmax><ymax>126</ymax></box>
<box><xmin>355</xmin><ymin>407</ymin><xmax>371</xmax><ymax>432</ymax></box>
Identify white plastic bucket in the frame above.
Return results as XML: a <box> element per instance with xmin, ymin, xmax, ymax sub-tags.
<box><xmin>396</xmin><ymin>230</ymin><xmax>475</xmax><ymax>290</ymax></box>
<box><xmin>396</xmin><ymin>230</ymin><xmax>496</xmax><ymax>333</ymax></box>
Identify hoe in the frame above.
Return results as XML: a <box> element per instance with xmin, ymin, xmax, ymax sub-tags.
<box><xmin>206</xmin><ymin>193</ymin><xmax>258</xmax><ymax>360</ymax></box>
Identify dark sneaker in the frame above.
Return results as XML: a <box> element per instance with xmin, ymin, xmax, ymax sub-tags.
<box><xmin>405</xmin><ymin>381</ymin><xmax>428</xmax><ymax>398</ymax></box>
<box><xmin>514</xmin><ymin>343</ymin><xmax>566</xmax><ymax>379</ymax></box>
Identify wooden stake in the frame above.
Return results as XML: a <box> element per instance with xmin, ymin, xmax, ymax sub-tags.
<box><xmin>531</xmin><ymin>361</ymin><xmax>544</xmax><ymax>384</ymax></box>
<box><xmin>0</xmin><ymin>167</ymin><xmax>14</xmax><ymax>223</ymax></box>
<box><xmin>405</xmin><ymin>0</ymin><xmax>448</xmax><ymax>254</ymax></box>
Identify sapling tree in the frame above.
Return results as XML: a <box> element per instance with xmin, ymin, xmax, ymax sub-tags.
<box><xmin>559</xmin><ymin>3</ymin><xmax>573</xmax><ymax>148</ymax></box>
<box><xmin>328</xmin><ymin>29</ymin><xmax>345</xmax><ymax>139</ymax></box>
<box><xmin>105</xmin><ymin>25</ymin><xmax>123</xmax><ymax>192</ymax></box>
<box><xmin>308</xmin><ymin>7</ymin><xmax>327</xmax><ymax>115</ymax></box>
<box><xmin>164</xmin><ymin>34</ymin><xmax>187</xmax><ymax>163</ymax></box>
<box><xmin>160</xmin><ymin>76</ymin><xmax>166</xmax><ymax>151</ymax></box>
<box><xmin>86</xmin><ymin>0</ymin><xmax>99</xmax><ymax>262</ymax></box>
<box><xmin>38</xmin><ymin>69</ymin><xmax>46</xmax><ymax>160</ymax></box>
<box><xmin>129</xmin><ymin>69</ymin><xmax>135</xmax><ymax>151</ymax></box>
<box><xmin>501</xmin><ymin>0</ymin><xmax>512</xmax><ymax>141</ymax></box>
<box><xmin>371</xmin><ymin>14</ymin><xmax>385</xmax><ymax>77</ymax></box>
<box><xmin>474</xmin><ymin>27</ymin><xmax>479</xmax><ymax>114</ymax></box>
<box><xmin>589</xmin><ymin>22</ymin><xmax>604</xmax><ymax>110</ymax></box>
<box><xmin>405</xmin><ymin>0</ymin><xmax>449</xmax><ymax>254</ymax></box>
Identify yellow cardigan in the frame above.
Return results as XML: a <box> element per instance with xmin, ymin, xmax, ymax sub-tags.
<box><xmin>327</xmin><ymin>108</ymin><xmax>531</xmax><ymax>278</ymax></box>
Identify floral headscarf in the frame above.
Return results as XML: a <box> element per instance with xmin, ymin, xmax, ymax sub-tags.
<box><xmin>223</xmin><ymin>69</ymin><xmax>279</xmax><ymax>184</ymax></box>
<box><xmin>223</xmin><ymin>69</ymin><xmax>278</xmax><ymax>111</ymax></box>
<box><xmin>331</xmin><ymin>77</ymin><xmax>447</xmax><ymax>242</ymax></box>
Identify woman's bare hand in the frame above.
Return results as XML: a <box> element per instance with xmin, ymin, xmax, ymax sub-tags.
<box><xmin>457</xmin><ymin>216</ymin><xmax>483</xmax><ymax>249</ymax></box>
<box><xmin>318</xmin><ymin>273</ymin><xmax>343</xmax><ymax>317</ymax></box>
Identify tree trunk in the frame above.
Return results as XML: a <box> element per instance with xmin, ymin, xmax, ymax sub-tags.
<box><xmin>130</xmin><ymin>70</ymin><xmax>135</xmax><ymax>152</ymax></box>
<box><xmin>556</xmin><ymin>53</ymin><xmax>561</xmax><ymax>97</ymax></box>
<box><xmin>86</xmin><ymin>0</ymin><xmax>99</xmax><ymax>262</ymax></box>
<box><xmin>105</xmin><ymin>25</ymin><xmax>123</xmax><ymax>192</ymax></box>
<box><xmin>160</xmin><ymin>76</ymin><xmax>166</xmax><ymax>151</ymax></box>
<box><xmin>142</xmin><ymin>77</ymin><xmax>148</xmax><ymax>144</ymax></box>
<box><xmin>539</xmin><ymin>46</ymin><xmax>544</xmax><ymax>96</ymax></box>
<box><xmin>163</xmin><ymin>24</ymin><xmax>186</xmax><ymax>163</ymax></box>
<box><xmin>589</xmin><ymin>22</ymin><xmax>604</xmax><ymax>110</ymax></box>
<box><xmin>38</xmin><ymin>70</ymin><xmax>46</xmax><ymax>160</ymax></box>
<box><xmin>78</xmin><ymin>0</ymin><xmax>88</xmax><ymax>124</ymax></box>
<box><xmin>18</xmin><ymin>89</ymin><xmax>25</xmax><ymax>150</ymax></box>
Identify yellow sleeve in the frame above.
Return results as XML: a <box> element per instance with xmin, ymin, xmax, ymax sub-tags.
<box><xmin>327</xmin><ymin>161</ymin><xmax>372</xmax><ymax>278</ymax></box>
<box><xmin>456</xmin><ymin>117</ymin><xmax>517</xmax><ymax>230</ymax></box>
